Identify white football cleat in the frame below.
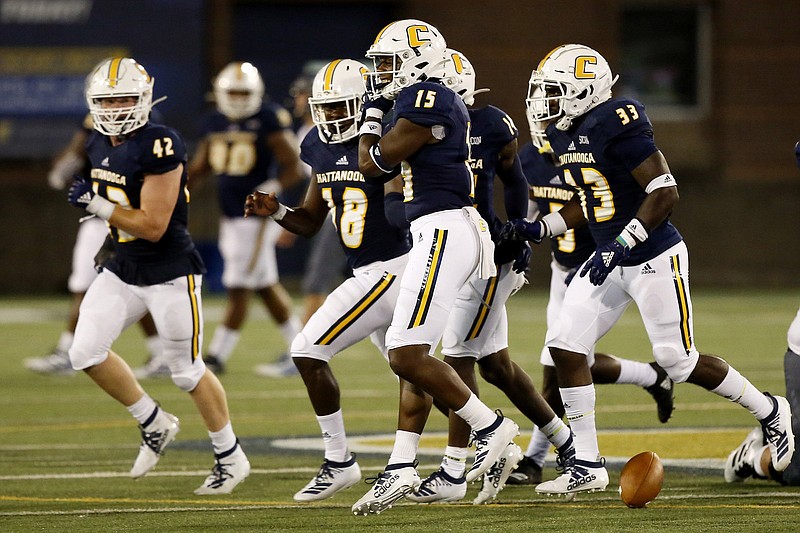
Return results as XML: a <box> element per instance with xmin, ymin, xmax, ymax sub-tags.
<box><xmin>466</xmin><ymin>414</ymin><xmax>520</xmax><ymax>482</ymax></box>
<box><xmin>351</xmin><ymin>463</ymin><xmax>420</xmax><ymax>516</ymax></box>
<box><xmin>760</xmin><ymin>393</ymin><xmax>795</xmax><ymax>472</ymax></box>
<box><xmin>294</xmin><ymin>454</ymin><xmax>362</xmax><ymax>502</ymax></box>
<box><xmin>535</xmin><ymin>458</ymin><xmax>609</xmax><ymax>496</ymax></box>
<box><xmin>194</xmin><ymin>442</ymin><xmax>251</xmax><ymax>495</ymax></box>
<box><xmin>724</xmin><ymin>427</ymin><xmax>766</xmax><ymax>483</ymax></box>
<box><xmin>473</xmin><ymin>442</ymin><xmax>523</xmax><ymax>505</ymax></box>
<box><xmin>406</xmin><ymin>468</ymin><xmax>466</xmax><ymax>503</ymax></box>
<box><xmin>130</xmin><ymin>408</ymin><xmax>180</xmax><ymax>478</ymax></box>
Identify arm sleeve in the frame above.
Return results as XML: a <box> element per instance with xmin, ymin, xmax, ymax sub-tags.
<box><xmin>383</xmin><ymin>192</ymin><xmax>409</xmax><ymax>229</ymax></box>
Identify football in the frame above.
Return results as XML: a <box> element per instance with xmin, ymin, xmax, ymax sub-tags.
<box><xmin>619</xmin><ymin>451</ymin><xmax>664</xmax><ymax>508</ymax></box>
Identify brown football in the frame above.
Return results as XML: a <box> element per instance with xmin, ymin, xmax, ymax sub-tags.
<box><xmin>619</xmin><ymin>451</ymin><xmax>664</xmax><ymax>508</ymax></box>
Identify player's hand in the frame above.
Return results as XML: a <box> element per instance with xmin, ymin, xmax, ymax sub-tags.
<box><xmin>67</xmin><ymin>175</ymin><xmax>94</xmax><ymax>209</ymax></box>
<box><xmin>512</xmin><ymin>241</ymin><xmax>532</xmax><ymax>273</ymax></box>
<box><xmin>500</xmin><ymin>219</ymin><xmax>545</xmax><ymax>243</ymax></box>
<box><xmin>244</xmin><ymin>190</ymin><xmax>279</xmax><ymax>218</ymax></box>
<box><xmin>579</xmin><ymin>239</ymin><xmax>630</xmax><ymax>286</ymax></box>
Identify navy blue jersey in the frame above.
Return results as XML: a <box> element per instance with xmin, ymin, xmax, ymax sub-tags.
<box><xmin>468</xmin><ymin>105</ymin><xmax>517</xmax><ymax>238</ymax></box>
<box><xmin>546</xmin><ymin>98</ymin><xmax>682</xmax><ymax>265</ymax></box>
<box><xmin>85</xmin><ymin>123</ymin><xmax>205</xmax><ymax>285</ymax></box>
<box><xmin>519</xmin><ymin>142</ymin><xmax>596</xmax><ymax>269</ymax></box>
<box><xmin>301</xmin><ymin>129</ymin><xmax>411</xmax><ymax>269</ymax></box>
<box><xmin>391</xmin><ymin>81</ymin><xmax>472</xmax><ymax>221</ymax></box>
<box><xmin>199</xmin><ymin>103</ymin><xmax>293</xmax><ymax>217</ymax></box>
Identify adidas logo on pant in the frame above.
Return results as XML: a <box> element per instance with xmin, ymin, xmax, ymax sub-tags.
<box><xmin>641</xmin><ymin>262</ymin><xmax>656</xmax><ymax>275</ymax></box>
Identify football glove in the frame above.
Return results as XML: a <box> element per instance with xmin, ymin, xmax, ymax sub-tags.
<box><xmin>579</xmin><ymin>238</ymin><xmax>631</xmax><ymax>286</ymax></box>
<box><xmin>512</xmin><ymin>241</ymin><xmax>532</xmax><ymax>273</ymax></box>
<box><xmin>500</xmin><ymin>219</ymin><xmax>545</xmax><ymax>243</ymax></box>
<box><xmin>67</xmin><ymin>175</ymin><xmax>115</xmax><ymax>220</ymax></box>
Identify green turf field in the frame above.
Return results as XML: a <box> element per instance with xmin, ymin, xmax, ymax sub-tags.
<box><xmin>1</xmin><ymin>287</ymin><xmax>799</xmax><ymax>532</ymax></box>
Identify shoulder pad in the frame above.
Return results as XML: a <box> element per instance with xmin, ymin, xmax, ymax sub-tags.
<box><xmin>592</xmin><ymin>98</ymin><xmax>652</xmax><ymax>142</ymax></box>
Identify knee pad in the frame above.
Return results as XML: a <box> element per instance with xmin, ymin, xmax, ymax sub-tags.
<box><xmin>68</xmin><ymin>340</ymin><xmax>108</xmax><ymax>370</ymax></box>
<box><xmin>290</xmin><ymin>332</ymin><xmax>332</xmax><ymax>363</ymax></box>
<box><xmin>652</xmin><ymin>343</ymin><xmax>698</xmax><ymax>384</ymax></box>
<box><xmin>162</xmin><ymin>339</ymin><xmax>206</xmax><ymax>391</ymax></box>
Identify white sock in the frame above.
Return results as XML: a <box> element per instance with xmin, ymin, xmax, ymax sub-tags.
<box><xmin>208</xmin><ymin>421</ymin><xmax>237</xmax><ymax>455</ymax></box>
<box><xmin>388</xmin><ymin>430</ymin><xmax>420</xmax><ymax>466</ymax></box>
<box><xmin>454</xmin><ymin>393</ymin><xmax>497</xmax><ymax>431</ymax></box>
<box><xmin>560</xmin><ymin>384</ymin><xmax>600</xmax><ymax>462</ymax></box>
<box><xmin>317</xmin><ymin>410</ymin><xmax>348</xmax><ymax>463</ymax></box>
<box><xmin>525</xmin><ymin>427</ymin><xmax>551</xmax><ymax>467</ymax></box>
<box><xmin>711</xmin><ymin>366</ymin><xmax>773</xmax><ymax>420</ymax></box>
<box><xmin>441</xmin><ymin>446</ymin><xmax>468</xmax><ymax>478</ymax></box>
<box><xmin>207</xmin><ymin>325</ymin><xmax>241</xmax><ymax>363</ymax></box>
<box><xmin>57</xmin><ymin>331</ymin><xmax>74</xmax><ymax>353</ymax></box>
<box><xmin>615</xmin><ymin>357</ymin><xmax>657</xmax><ymax>386</ymax></box>
<box><xmin>540</xmin><ymin>415</ymin><xmax>571</xmax><ymax>449</ymax></box>
<box><xmin>279</xmin><ymin>316</ymin><xmax>302</xmax><ymax>347</ymax></box>
<box><xmin>127</xmin><ymin>394</ymin><xmax>158</xmax><ymax>425</ymax></box>
<box><xmin>145</xmin><ymin>335</ymin><xmax>163</xmax><ymax>360</ymax></box>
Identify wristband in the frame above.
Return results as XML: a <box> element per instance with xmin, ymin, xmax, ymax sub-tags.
<box><xmin>616</xmin><ymin>218</ymin><xmax>649</xmax><ymax>249</ymax></box>
<box><xmin>359</xmin><ymin>120</ymin><xmax>382</xmax><ymax>137</ymax></box>
<box><xmin>369</xmin><ymin>144</ymin><xmax>394</xmax><ymax>174</ymax></box>
<box><xmin>540</xmin><ymin>211</ymin><xmax>568</xmax><ymax>237</ymax></box>
<box><xmin>86</xmin><ymin>194</ymin><xmax>115</xmax><ymax>221</ymax></box>
<box><xmin>365</xmin><ymin>107</ymin><xmax>384</xmax><ymax>120</ymax></box>
<box><xmin>645</xmin><ymin>173</ymin><xmax>676</xmax><ymax>194</ymax></box>
<box><xmin>270</xmin><ymin>202</ymin><xmax>293</xmax><ymax>221</ymax></box>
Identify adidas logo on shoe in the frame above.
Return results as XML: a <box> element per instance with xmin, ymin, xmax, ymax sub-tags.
<box><xmin>641</xmin><ymin>262</ymin><xmax>656</xmax><ymax>275</ymax></box>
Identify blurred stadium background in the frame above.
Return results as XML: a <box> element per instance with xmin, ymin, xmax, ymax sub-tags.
<box><xmin>1</xmin><ymin>0</ymin><xmax>799</xmax><ymax>294</ymax></box>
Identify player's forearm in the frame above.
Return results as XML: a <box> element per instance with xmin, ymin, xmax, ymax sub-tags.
<box><xmin>108</xmin><ymin>208</ymin><xmax>170</xmax><ymax>242</ymax></box>
<box><xmin>274</xmin><ymin>207</ymin><xmax>324</xmax><ymax>238</ymax></box>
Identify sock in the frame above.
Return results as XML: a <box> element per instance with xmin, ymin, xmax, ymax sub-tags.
<box><xmin>711</xmin><ymin>366</ymin><xmax>773</xmax><ymax>420</ymax></box>
<box><xmin>388</xmin><ymin>430</ymin><xmax>420</xmax><ymax>466</ymax></box>
<box><xmin>317</xmin><ymin>410</ymin><xmax>348</xmax><ymax>463</ymax></box>
<box><xmin>207</xmin><ymin>325</ymin><xmax>240</xmax><ymax>363</ymax></box>
<box><xmin>454</xmin><ymin>393</ymin><xmax>497</xmax><ymax>431</ymax></box>
<box><xmin>145</xmin><ymin>335</ymin><xmax>163</xmax><ymax>360</ymax></box>
<box><xmin>560</xmin><ymin>384</ymin><xmax>600</xmax><ymax>462</ymax></box>
<box><xmin>526</xmin><ymin>427</ymin><xmax>551</xmax><ymax>467</ymax></box>
<box><xmin>127</xmin><ymin>394</ymin><xmax>158</xmax><ymax>425</ymax></box>
<box><xmin>279</xmin><ymin>316</ymin><xmax>302</xmax><ymax>347</ymax></box>
<box><xmin>540</xmin><ymin>415</ymin><xmax>571</xmax><ymax>449</ymax></box>
<box><xmin>441</xmin><ymin>446</ymin><xmax>468</xmax><ymax>478</ymax></box>
<box><xmin>208</xmin><ymin>421</ymin><xmax>237</xmax><ymax>455</ymax></box>
<box><xmin>615</xmin><ymin>357</ymin><xmax>657</xmax><ymax>386</ymax></box>
<box><xmin>57</xmin><ymin>331</ymin><xmax>74</xmax><ymax>353</ymax></box>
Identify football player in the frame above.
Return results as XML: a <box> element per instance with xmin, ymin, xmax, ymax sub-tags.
<box><xmin>67</xmin><ymin>57</ymin><xmax>250</xmax><ymax>494</ymax></box>
<box><xmin>351</xmin><ymin>20</ymin><xmax>519</xmax><ymax>515</ymax></box>
<box><xmin>509</xmin><ymin>110</ymin><xmax>674</xmax><ymax>486</ymax></box>
<box><xmin>187</xmin><ymin>61</ymin><xmax>304</xmax><ymax>376</ymax></box>
<box><xmin>24</xmin><ymin>113</ymin><xmax>165</xmax><ymax>378</ymax></box>
<box><xmin>504</xmin><ymin>44</ymin><xmax>794</xmax><ymax>495</ymax></box>
<box><xmin>406</xmin><ymin>49</ymin><xmax>574</xmax><ymax>506</ymax></box>
<box><xmin>244</xmin><ymin>58</ymin><xmax>411</xmax><ymax>502</ymax></box>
